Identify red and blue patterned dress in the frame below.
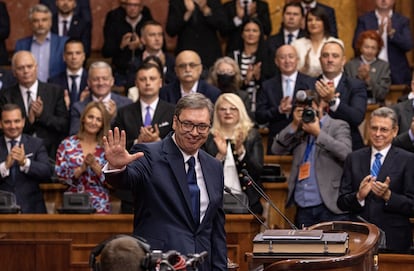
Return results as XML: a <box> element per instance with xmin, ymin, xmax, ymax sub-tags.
<box><xmin>55</xmin><ymin>135</ymin><xmax>110</xmax><ymax>213</ymax></box>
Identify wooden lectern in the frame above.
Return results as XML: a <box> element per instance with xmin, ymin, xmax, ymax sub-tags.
<box><xmin>248</xmin><ymin>221</ymin><xmax>380</xmax><ymax>271</ymax></box>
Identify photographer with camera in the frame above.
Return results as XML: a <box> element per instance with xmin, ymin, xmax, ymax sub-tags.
<box><xmin>271</xmin><ymin>90</ymin><xmax>351</xmax><ymax>228</ymax></box>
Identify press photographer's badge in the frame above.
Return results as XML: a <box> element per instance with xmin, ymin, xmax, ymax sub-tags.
<box><xmin>298</xmin><ymin>162</ymin><xmax>310</xmax><ymax>181</ymax></box>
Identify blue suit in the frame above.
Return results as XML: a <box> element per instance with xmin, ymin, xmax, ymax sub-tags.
<box><xmin>0</xmin><ymin>134</ymin><xmax>51</xmax><ymax>213</ymax></box>
<box><xmin>159</xmin><ymin>79</ymin><xmax>221</xmax><ymax>105</ymax></box>
<box><xmin>338</xmin><ymin>146</ymin><xmax>414</xmax><ymax>252</ymax></box>
<box><xmin>48</xmin><ymin>68</ymin><xmax>88</xmax><ymax>107</ymax></box>
<box><xmin>15</xmin><ymin>33</ymin><xmax>68</xmax><ymax>80</ymax></box>
<box><xmin>70</xmin><ymin>92</ymin><xmax>133</xmax><ymax>135</ymax></box>
<box><xmin>105</xmin><ymin>134</ymin><xmax>227</xmax><ymax>271</ymax></box>
<box><xmin>353</xmin><ymin>11</ymin><xmax>414</xmax><ymax>85</ymax></box>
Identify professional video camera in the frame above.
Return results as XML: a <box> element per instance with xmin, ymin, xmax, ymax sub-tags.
<box><xmin>295</xmin><ymin>90</ymin><xmax>317</xmax><ymax>123</ymax></box>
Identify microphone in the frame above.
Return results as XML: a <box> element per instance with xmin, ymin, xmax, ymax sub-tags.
<box><xmin>295</xmin><ymin>90</ymin><xmax>307</xmax><ymax>102</ymax></box>
<box><xmin>224</xmin><ymin>186</ymin><xmax>269</xmax><ymax>230</ymax></box>
<box><xmin>240</xmin><ymin>169</ymin><xmax>298</xmax><ymax>230</ymax></box>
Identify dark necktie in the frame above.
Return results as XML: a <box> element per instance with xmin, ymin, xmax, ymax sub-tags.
<box><xmin>62</xmin><ymin>20</ymin><xmax>68</xmax><ymax>36</ymax></box>
<box><xmin>26</xmin><ymin>90</ymin><xmax>32</xmax><ymax>115</ymax></box>
<box><xmin>69</xmin><ymin>75</ymin><xmax>79</xmax><ymax>107</ymax></box>
<box><xmin>287</xmin><ymin>33</ymin><xmax>294</xmax><ymax>44</ymax></box>
<box><xmin>371</xmin><ymin>153</ymin><xmax>382</xmax><ymax>177</ymax></box>
<box><xmin>144</xmin><ymin>106</ymin><xmax>151</xmax><ymax>126</ymax></box>
<box><xmin>187</xmin><ymin>156</ymin><xmax>200</xmax><ymax>224</ymax></box>
<box><xmin>9</xmin><ymin>139</ymin><xmax>18</xmax><ymax>183</ymax></box>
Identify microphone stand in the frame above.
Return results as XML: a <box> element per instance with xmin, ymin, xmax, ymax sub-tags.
<box><xmin>241</xmin><ymin>169</ymin><xmax>298</xmax><ymax>230</ymax></box>
<box><xmin>224</xmin><ymin>186</ymin><xmax>269</xmax><ymax>229</ymax></box>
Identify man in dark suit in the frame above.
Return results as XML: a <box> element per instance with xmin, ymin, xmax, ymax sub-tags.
<box><xmin>160</xmin><ymin>50</ymin><xmax>220</xmax><ymax>105</ymax></box>
<box><xmin>50</xmin><ymin>0</ymin><xmax>91</xmax><ymax>58</ymax></box>
<box><xmin>102</xmin><ymin>0</ymin><xmax>153</xmax><ymax>87</ymax></box>
<box><xmin>0</xmin><ymin>1</ymin><xmax>10</xmax><ymax>65</ymax></box>
<box><xmin>0</xmin><ymin>104</ymin><xmax>51</xmax><ymax>213</ymax></box>
<box><xmin>0</xmin><ymin>51</ymin><xmax>69</xmax><ymax>159</ymax></box>
<box><xmin>113</xmin><ymin>62</ymin><xmax>175</xmax><ymax>213</ymax></box>
<box><xmin>0</xmin><ymin>68</ymin><xmax>16</xmax><ymax>90</ymax></box>
<box><xmin>300</xmin><ymin>0</ymin><xmax>337</xmax><ymax>37</ymax></box>
<box><xmin>166</xmin><ymin>0</ymin><xmax>226</xmax><ymax>70</ymax></box>
<box><xmin>338</xmin><ymin>107</ymin><xmax>414</xmax><ymax>253</ymax></box>
<box><xmin>40</xmin><ymin>0</ymin><xmax>91</xmax><ymax>27</ymax></box>
<box><xmin>15</xmin><ymin>4</ymin><xmax>68</xmax><ymax>82</ymax></box>
<box><xmin>272</xmin><ymin>92</ymin><xmax>352</xmax><ymax>227</ymax></box>
<box><xmin>222</xmin><ymin>0</ymin><xmax>271</xmax><ymax>54</ymax></box>
<box><xmin>266</xmin><ymin>2</ymin><xmax>306</xmax><ymax>76</ymax></box>
<box><xmin>315</xmin><ymin>40</ymin><xmax>367</xmax><ymax>150</ymax></box>
<box><xmin>256</xmin><ymin>45</ymin><xmax>315</xmax><ymax>154</ymax></box>
<box><xmin>104</xmin><ymin>93</ymin><xmax>227</xmax><ymax>271</ymax></box>
<box><xmin>353</xmin><ymin>0</ymin><xmax>413</xmax><ymax>85</ymax></box>
<box><xmin>48</xmin><ymin>39</ymin><xmax>89</xmax><ymax>110</ymax></box>
<box><xmin>70</xmin><ymin>61</ymin><xmax>132</xmax><ymax>135</ymax></box>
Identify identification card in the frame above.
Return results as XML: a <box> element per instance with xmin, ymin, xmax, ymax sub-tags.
<box><xmin>298</xmin><ymin>162</ymin><xmax>311</xmax><ymax>181</ymax></box>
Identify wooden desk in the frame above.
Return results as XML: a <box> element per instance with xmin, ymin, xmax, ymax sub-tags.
<box><xmin>0</xmin><ymin>214</ymin><xmax>259</xmax><ymax>271</ymax></box>
<box><xmin>264</xmin><ymin>155</ymin><xmax>293</xmax><ymax>179</ymax></box>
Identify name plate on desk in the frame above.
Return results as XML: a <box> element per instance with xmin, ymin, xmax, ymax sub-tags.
<box><xmin>253</xmin><ymin>232</ymin><xmax>349</xmax><ymax>256</ymax></box>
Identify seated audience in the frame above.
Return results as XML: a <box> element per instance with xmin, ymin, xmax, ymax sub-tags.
<box><xmin>353</xmin><ymin>0</ymin><xmax>413</xmax><ymax>85</ymax></box>
<box><xmin>291</xmin><ymin>6</ymin><xmax>342</xmax><ymax>77</ymax></box>
<box><xmin>0</xmin><ymin>104</ymin><xmax>51</xmax><ymax>213</ymax></box>
<box><xmin>207</xmin><ymin>56</ymin><xmax>251</xmax><ymax>116</ymax></box>
<box><xmin>338</xmin><ymin>107</ymin><xmax>414</xmax><ymax>253</ymax></box>
<box><xmin>345</xmin><ymin>30</ymin><xmax>391</xmax><ymax>105</ymax></box>
<box><xmin>55</xmin><ymin>102</ymin><xmax>111</xmax><ymax>213</ymax></box>
<box><xmin>15</xmin><ymin>4</ymin><xmax>68</xmax><ymax>82</ymax></box>
<box><xmin>70</xmin><ymin>61</ymin><xmax>132</xmax><ymax>135</ymax></box>
<box><xmin>229</xmin><ymin>18</ymin><xmax>270</xmax><ymax>112</ymax></box>
<box><xmin>222</xmin><ymin>0</ymin><xmax>271</xmax><ymax>54</ymax></box>
<box><xmin>272</xmin><ymin>91</ymin><xmax>351</xmax><ymax>228</ymax></box>
<box><xmin>159</xmin><ymin>50</ymin><xmax>220</xmax><ymax>104</ymax></box>
<box><xmin>0</xmin><ymin>1</ymin><xmax>10</xmax><ymax>65</ymax></box>
<box><xmin>256</xmin><ymin>45</ymin><xmax>315</xmax><ymax>154</ymax></box>
<box><xmin>203</xmin><ymin>93</ymin><xmax>263</xmax><ymax>214</ymax></box>
<box><xmin>48</xmin><ymin>39</ymin><xmax>89</xmax><ymax>110</ymax></box>
<box><xmin>0</xmin><ymin>51</ymin><xmax>69</xmax><ymax>159</ymax></box>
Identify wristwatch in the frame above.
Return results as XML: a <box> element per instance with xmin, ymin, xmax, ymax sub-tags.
<box><xmin>328</xmin><ymin>97</ymin><xmax>337</xmax><ymax>107</ymax></box>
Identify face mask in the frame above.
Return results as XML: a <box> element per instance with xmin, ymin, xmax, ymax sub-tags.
<box><xmin>217</xmin><ymin>74</ymin><xmax>235</xmax><ymax>88</ymax></box>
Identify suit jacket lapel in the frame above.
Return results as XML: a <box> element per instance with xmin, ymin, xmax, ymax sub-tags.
<box><xmin>378</xmin><ymin>146</ymin><xmax>396</xmax><ymax>181</ymax></box>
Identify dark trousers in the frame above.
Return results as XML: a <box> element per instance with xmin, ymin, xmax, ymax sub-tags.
<box><xmin>295</xmin><ymin>203</ymin><xmax>349</xmax><ymax>228</ymax></box>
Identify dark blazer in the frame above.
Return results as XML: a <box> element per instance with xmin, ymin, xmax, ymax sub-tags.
<box><xmin>105</xmin><ymin>134</ymin><xmax>227</xmax><ymax>271</ymax></box>
<box><xmin>222</xmin><ymin>0</ymin><xmax>272</xmax><ymax>54</ymax></box>
<box><xmin>317</xmin><ymin>74</ymin><xmax>367</xmax><ymax>150</ymax></box>
<box><xmin>203</xmin><ymin>128</ymin><xmax>264</xmax><ymax>214</ymax></box>
<box><xmin>113</xmin><ymin>99</ymin><xmax>175</xmax><ymax>150</ymax></box>
<box><xmin>393</xmin><ymin>131</ymin><xmax>414</xmax><ymax>153</ymax></box>
<box><xmin>256</xmin><ymin>72</ymin><xmax>316</xmax><ymax>154</ymax></box>
<box><xmin>390</xmin><ymin>98</ymin><xmax>414</xmax><ymax>135</ymax></box>
<box><xmin>0</xmin><ymin>1</ymin><xmax>10</xmax><ymax>65</ymax></box>
<box><xmin>15</xmin><ymin>33</ymin><xmax>68</xmax><ymax>80</ymax></box>
<box><xmin>0</xmin><ymin>134</ymin><xmax>51</xmax><ymax>213</ymax></box>
<box><xmin>70</xmin><ymin>92</ymin><xmax>132</xmax><ymax>135</ymax></box>
<box><xmin>353</xmin><ymin>11</ymin><xmax>414</xmax><ymax>85</ymax></box>
<box><xmin>0</xmin><ymin>82</ymin><xmax>69</xmax><ymax>158</ymax></box>
<box><xmin>0</xmin><ymin>68</ymin><xmax>16</xmax><ymax>90</ymax></box>
<box><xmin>338</xmin><ymin>146</ymin><xmax>414</xmax><ymax>252</ymax></box>
<box><xmin>266</xmin><ymin>28</ymin><xmax>306</xmax><ymax>75</ymax></box>
<box><xmin>40</xmin><ymin>0</ymin><xmax>92</xmax><ymax>26</ymax></box>
<box><xmin>166</xmin><ymin>0</ymin><xmax>226</xmax><ymax>69</ymax></box>
<box><xmin>159</xmin><ymin>79</ymin><xmax>221</xmax><ymax>105</ymax></box>
<box><xmin>51</xmin><ymin>14</ymin><xmax>92</xmax><ymax>57</ymax></box>
<box><xmin>273</xmin><ymin>115</ymin><xmax>352</xmax><ymax>214</ymax></box>
<box><xmin>48</xmin><ymin>68</ymin><xmax>88</xmax><ymax>106</ymax></box>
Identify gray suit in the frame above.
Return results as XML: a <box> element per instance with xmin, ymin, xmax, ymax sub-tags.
<box><xmin>272</xmin><ymin>115</ymin><xmax>352</xmax><ymax>214</ymax></box>
<box><xmin>344</xmin><ymin>57</ymin><xmax>391</xmax><ymax>103</ymax></box>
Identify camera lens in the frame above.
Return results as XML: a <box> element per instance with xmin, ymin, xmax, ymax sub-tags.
<box><xmin>302</xmin><ymin>108</ymin><xmax>315</xmax><ymax>123</ymax></box>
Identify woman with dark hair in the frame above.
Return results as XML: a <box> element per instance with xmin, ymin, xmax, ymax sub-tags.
<box><xmin>291</xmin><ymin>6</ymin><xmax>343</xmax><ymax>77</ymax></box>
<box><xmin>229</xmin><ymin>17</ymin><xmax>270</xmax><ymax>113</ymax></box>
<box><xmin>345</xmin><ymin>30</ymin><xmax>391</xmax><ymax>104</ymax></box>
<box><xmin>55</xmin><ymin>102</ymin><xmax>111</xmax><ymax>213</ymax></box>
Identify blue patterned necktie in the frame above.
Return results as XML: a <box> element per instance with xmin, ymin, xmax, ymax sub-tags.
<box><xmin>187</xmin><ymin>156</ymin><xmax>200</xmax><ymax>224</ymax></box>
<box><xmin>371</xmin><ymin>153</ymin><xmax>382</xmax><ymax>177</ymax></box>
<box><xmin>144</xmin><ymin>106</ymin><xmax>151</xmax><ymax>126</ymax></box>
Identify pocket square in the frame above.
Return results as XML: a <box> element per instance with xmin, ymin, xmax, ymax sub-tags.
<box><xmin>25</xmin><ymin>153</ymin><xmax>33</xmax><ymax>158</ymax></box>
<box><xmin>158</xmin><ymin>122</ymin><xmax>169</xmax><ymax>128</ymax></box>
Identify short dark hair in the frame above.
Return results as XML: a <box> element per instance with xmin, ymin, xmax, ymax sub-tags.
<box><xmin>174</xmin><ymin>93</ymin><xmax>214</xmax><ymax>123</ymax></box>
<box><xmin>64</xmin><ymin>38</ymin><xmax>85</xmax><ymax>52</ymax></box>
<box><xmin>283</xmin><ymin>2</ymin><xmax>304</xmax><ymax>17</ymax></box>
<box><xmin>0</xmin><ymin>104</ymin><xmax>24</xmax><ymax>120</ymax></box>
<box><xmin>140</xmin><ymin>20</ymin><xmax>163</xmax><ymax>36</ymax></box>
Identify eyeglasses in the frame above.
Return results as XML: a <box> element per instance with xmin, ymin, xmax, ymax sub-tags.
<box><xmin>369</xmin><ymin>126</ymin><xmax>393</xmax><ymax>134</ymax></box>
<box><xmin>218</xmin><ymin>107</ymin><xmax>238</xmax><ymax>113</ymax></box>
<box><xmin>176</xmin><ymin>63</ymin><xmax>201</xmax><ymax>70</ymax></box>
<box><xmin>176</xmin><ymin>116</ymin><xmax>211</xmax><ymax>134</ymax></box>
